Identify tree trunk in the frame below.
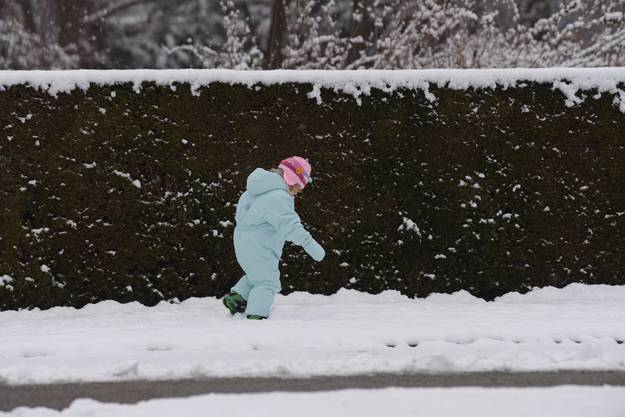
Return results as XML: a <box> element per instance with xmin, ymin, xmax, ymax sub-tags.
<box><xmin>21</xmin><ymin>0</ymin><xmax>38</xmax><ymax>34</ymax></box>
<box><xmin>346</xmin><ymin>0</ymin><xmax>369</xmax><ymax>67</ymax></box>
<box><xmin>265</xmin><ymin>0</ymin><xmax>286</xmax><ymax>69</ymax></box>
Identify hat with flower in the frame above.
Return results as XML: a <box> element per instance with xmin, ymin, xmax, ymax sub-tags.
<box><xmin>279</xmin><ymin>156</ymin><xmax>312</xmax><ymax>189</ymax></box>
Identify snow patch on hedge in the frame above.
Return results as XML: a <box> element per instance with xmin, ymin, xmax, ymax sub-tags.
<box><xmin>0</xmin><ymin>275</ymin><xmax>13</xmax><ymax>286</ymax></box>
<box><xmin>112</xmin><ymin>170</ymin><xmax>142</xmax><ymax>189</ymax></box>
<box><xmin>1</xmin><ymin>68</ymin><xmax>625</xmax><ymax>110</ymax></box>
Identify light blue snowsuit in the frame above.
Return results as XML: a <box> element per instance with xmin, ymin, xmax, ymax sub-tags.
<box><xmin>232</xmin><ymin>168</ymin><xmax>325</xmax><ymax>317</ymax></box>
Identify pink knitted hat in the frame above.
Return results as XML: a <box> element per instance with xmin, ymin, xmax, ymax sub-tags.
<box><xmin>279</xmin><ymin>156</ymin><xmax>312</xmax><ymax>189</ymax></box>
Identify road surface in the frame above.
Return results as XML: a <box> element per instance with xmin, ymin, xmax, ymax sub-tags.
<box><xmin>3</xmin><ymin>371</ymin><xmax>625</xmax><ymax>411</ymax></box>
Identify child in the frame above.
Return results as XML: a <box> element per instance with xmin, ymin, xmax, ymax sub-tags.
<box><xmin>223</xmin><ymin>156</ymin><xmax>325</xmax><ymax>319</ymax></box>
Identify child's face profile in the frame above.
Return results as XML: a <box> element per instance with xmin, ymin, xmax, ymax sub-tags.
<box><xmin>288</xmin><ymin>184</ymin><xmax>303</xmax><ymax>197</ymax></box>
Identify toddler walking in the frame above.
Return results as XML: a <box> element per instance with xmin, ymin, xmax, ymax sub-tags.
<box><xmin>223</xmin><ymin>156</ymin><xmax>325</xmax><ymax>319</ymax></box>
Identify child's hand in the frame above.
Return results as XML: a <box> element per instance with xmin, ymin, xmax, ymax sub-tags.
<box><xmin>304</xmin><ymin>239</ymin><xmax>325</xmax><ymax>262</ymax></box>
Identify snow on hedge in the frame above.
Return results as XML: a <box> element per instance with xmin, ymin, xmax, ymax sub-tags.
<box><xmin>1</xmin><ymin>68</ymin><xmax>625</xmax><ymax>109</ymax></box>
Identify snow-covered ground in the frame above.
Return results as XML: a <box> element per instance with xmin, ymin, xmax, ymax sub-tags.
<box><xmin>1</xmin><ymin>283</ymin><xmax>624</xmax><ymax>385</ymax></box>
<box><xmin>4</xmin><ymin>386</ymin><xmax>625</xmax><ymax>417</ymax></box>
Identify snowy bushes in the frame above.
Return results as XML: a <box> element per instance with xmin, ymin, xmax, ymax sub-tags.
<box><xmin>1</xmin><ymin>69</ymin><xmax>625</xmax><ymax>310</ymax></box>
<box><xmin>3</xmin><ymin>1</ymin><xmax>625</xmax><ymax>71</ymax></box>
<box><xmin>178</xmin><ymin>0</ymin><xmax>625</xmax><ymax>70</ymax></box>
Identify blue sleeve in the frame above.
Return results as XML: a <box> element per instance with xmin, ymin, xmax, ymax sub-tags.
<box><xmin>263</xmin><ymin>192</ymin><xmax>313</xmax><ymax>247</ymax></box>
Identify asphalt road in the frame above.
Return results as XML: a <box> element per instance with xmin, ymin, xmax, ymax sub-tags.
<box><xmin>3</xmin><ymin>371</ymin><xmax>625</xmax><ymax>411</ymax></box>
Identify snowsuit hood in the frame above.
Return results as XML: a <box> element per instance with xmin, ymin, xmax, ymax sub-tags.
<box><xmin>245</xmin><ymin>168</ymin><xmax>288</xmax><ymax>196</ymax></box>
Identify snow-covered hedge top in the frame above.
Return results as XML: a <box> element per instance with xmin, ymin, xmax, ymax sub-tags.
<box><xmin>1</xmin><ymin>68</ymin><xmax>625</xmax><ymax>109</ymax></box>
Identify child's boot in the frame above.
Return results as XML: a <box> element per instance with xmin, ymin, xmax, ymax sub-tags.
<box><xmin>246</xmin><ymin>314</ymin><xmax>267</xmax><ymax>320</ymax></box>
<box><xmin>223</xmin><ymin>292</ymin><xmax>247</xmax><ymax>315</ymax></box>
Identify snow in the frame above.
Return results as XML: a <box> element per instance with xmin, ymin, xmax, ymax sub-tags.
<box><xmin>398</xmin><ymin>217</ymin><xmax>421</xmax><ymax>237</ymax></box>
<box><xmin>1</xmin><ymin>68</ymin><xmax>625</xmax><ymax>109</ymax></box>
<box><xmin>1</xmin><ymin>284</ymin><xmax>624</xmax><ymax>386</ymax></box>
<box><xmin>3</xmin><ymin>386</ymin><xmax>625</xmax><ymax>417</ymax></box>
<box><xmin>112</xmin><ymin>171</ymin><xmax>141</xmax><ymax>189</ymax></box>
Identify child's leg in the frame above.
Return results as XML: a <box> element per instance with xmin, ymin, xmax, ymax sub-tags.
<box><xmin>231</xmin><ymin>274</ymin><xmax>253</xmax><ymax>300</ymax></box>
<box><xmin>245</xmin><ymin>276</ymin><xmax>281</xmax><ymax>317</ymax></box>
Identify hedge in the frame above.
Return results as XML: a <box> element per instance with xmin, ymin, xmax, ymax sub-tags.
<box><xmin>1</xmin><ymin>71</ymin><xmax>625</xmax><ymax>310</ymax></box>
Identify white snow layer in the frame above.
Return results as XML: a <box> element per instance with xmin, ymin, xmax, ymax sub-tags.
<box><xmin>1</xmin><ymin>68</ymin><xmax>625</xmax><ymax>109</ymax></box>
<box><xmin>1</xmin><ymin>283</ymin><xmax>624</xmax><ymax>385</ymax></box>
<box><xmin>4</xmin><ymin>386</ymin><xmax>625</xmax><ymax>417</ymax></box>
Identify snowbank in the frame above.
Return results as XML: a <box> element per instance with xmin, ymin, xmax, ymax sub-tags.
<box><xmin>1</xmin><ymin>284</ymin><xmax>624</xmax><ymax>385</ymax></box>
<box><xmin>4</xmin><ymin>386</ymin><xmax>625</xmax><ymax>417</ymax></box>
<box><xmin>1</xmin><ymin>68</ymin><xmax>625</xmax><ymax>109</ymax></box>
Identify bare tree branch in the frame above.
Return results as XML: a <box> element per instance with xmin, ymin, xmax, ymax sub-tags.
<box><xmin>82</xmin><ymin>0</ymin><xmax>157</xmax><ymax>24</ymax></box>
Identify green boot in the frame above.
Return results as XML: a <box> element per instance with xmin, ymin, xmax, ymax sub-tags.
<box><xmin>246</xmin><ymin>314</ymin><xmax>267</xmax><ymax>320</ymax></box>
<box><xmin>222</xmin><ymin>292</ymin><xmax>247</xmax><ymax>315</ymax></box>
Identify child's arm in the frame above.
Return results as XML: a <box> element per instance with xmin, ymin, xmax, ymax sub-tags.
<box><xmin>263</xmin><ymin>193</ymin><xmax>325</xmax><ymax>261</ymax></box>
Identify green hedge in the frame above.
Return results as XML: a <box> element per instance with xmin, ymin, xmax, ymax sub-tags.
<box><xmin>1</xmin><ymin>79</ymin><xmax>625</xmax><ymax>310</ymax></box>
